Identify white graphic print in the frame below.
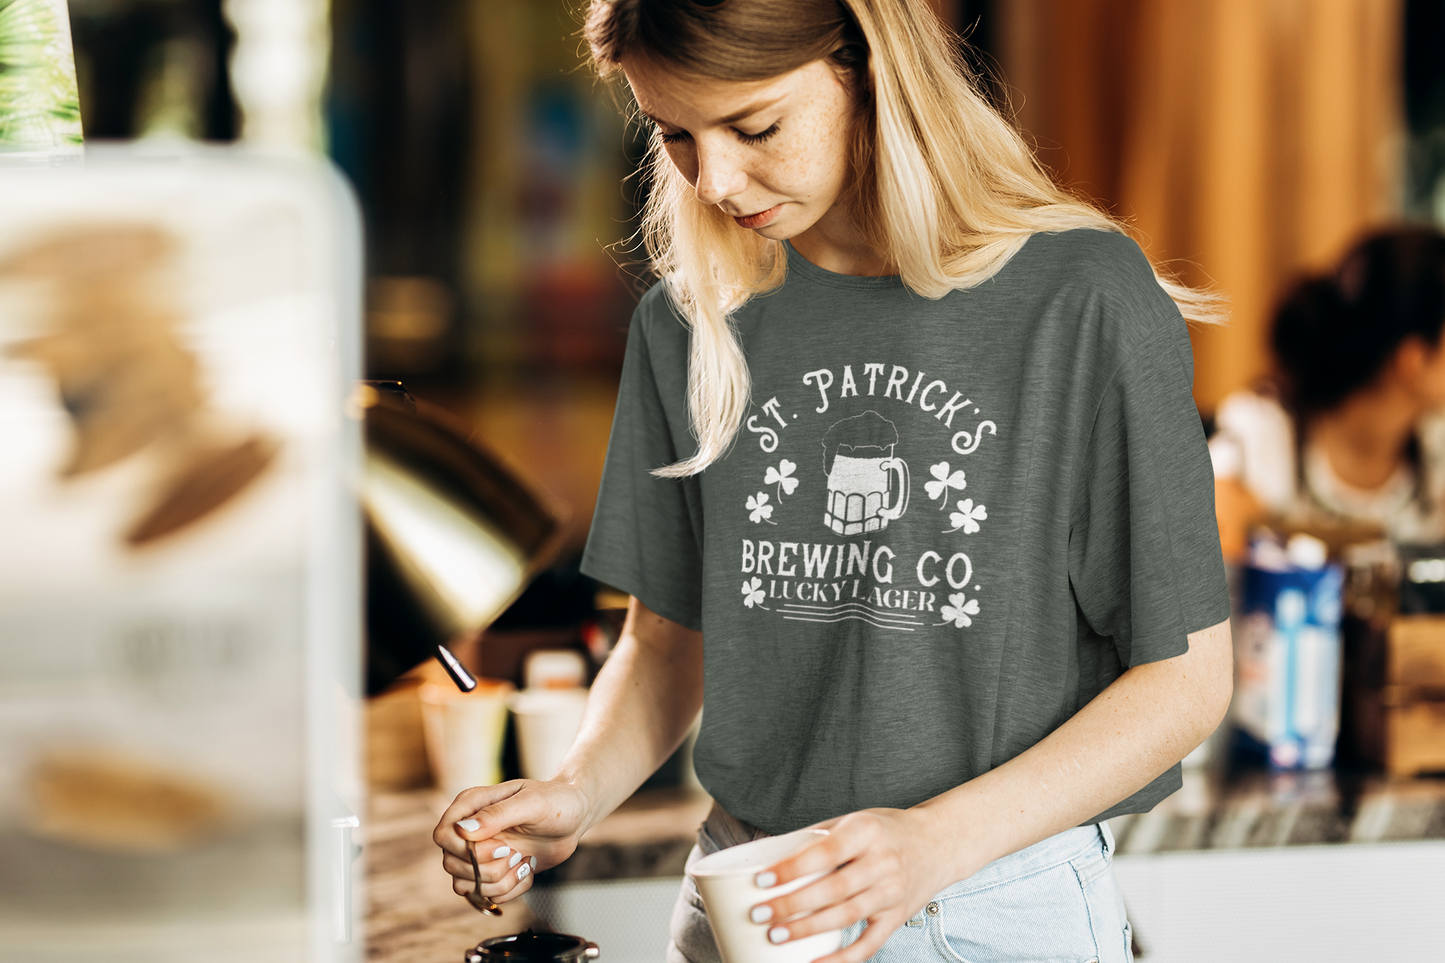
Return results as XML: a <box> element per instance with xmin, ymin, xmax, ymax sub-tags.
<box><xmin>746</xmin><ymin>492</ymin><xmax>776</xmax><ymax>525</ymax></box>
<box><xmin>945</xmin><ymin>498</ymin><xmax>988</xmax><ymax>534</ymax></box>
<box><xmin>737</xmin><ymin>362</ymin><xmax>997</xmax><ymax>630</ymax></box>
<box><xmin>951</xmin><ymin>419</ymin><xmax>997</xmax><ymax>455</ymax></box>
<box><xmin>822</xmin><ymin>411</ymin><xmax>910</xmax><ymax>536</ymax></box>
<box><xmin>925</xmin><ymin>461</ymin><xmax>967</xmax><ymax>505</ymax></box>
<box><xmin>777</xmin><ymin>601</ymin><xmax>924</xmax><ymax>631</ymax></box>
<box><xmin>937</xmin><ymin>592</ymin><xmax>980</xmax><ymax>628</ymax></box>
<box><xmin>764</xmin><ymin>458</ymin><xmax>800</xmax><ymax>498</ymax></box>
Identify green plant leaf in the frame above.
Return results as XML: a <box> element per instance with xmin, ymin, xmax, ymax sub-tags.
<box><xmin>0</xmin><ymin>0</ymin><xmax>84</xmax><ymax>150</ymax></box>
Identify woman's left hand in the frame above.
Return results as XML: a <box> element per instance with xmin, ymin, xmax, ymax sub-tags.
<box><xmin>748</xmin><ymin>807</ymin><xmax>970</xmax><ymax>963</ymax></box>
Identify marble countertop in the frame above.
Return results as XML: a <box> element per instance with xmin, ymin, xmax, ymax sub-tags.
<box><xmin>1110</xmin><ymin>767</ymin><xmax>1445</xmax><ymax>854</ymax></box>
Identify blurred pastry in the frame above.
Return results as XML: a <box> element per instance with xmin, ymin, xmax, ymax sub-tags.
<box><xmin>0</xmin><ymin>223</ymin><xmax>278</xmax><ymax>546</ymax></box>
<box><xmin>25</xmin><ymin>749</ymin><xmax>230</xmax><ymax>854</ymax></box>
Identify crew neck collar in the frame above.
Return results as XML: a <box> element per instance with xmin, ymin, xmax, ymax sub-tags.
<box><xmin>783</xmin><ymin>240</ymin><xmax>904</xmax><ymax>290</ymax></box>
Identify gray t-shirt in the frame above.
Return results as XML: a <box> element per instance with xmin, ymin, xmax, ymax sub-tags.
<box><xmin>582</xmin><ymin>229</ymin><xmax>1230</xmax><ymax>834</ymax></box>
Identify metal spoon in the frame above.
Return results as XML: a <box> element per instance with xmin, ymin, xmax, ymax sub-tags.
<box><xmin>466</xmin><ymin>844</ymin><xmax>502</xmax><ymax>917</ymax></box>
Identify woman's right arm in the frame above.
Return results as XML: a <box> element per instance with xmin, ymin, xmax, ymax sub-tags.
<box><xmin>432</xmin><ymin>596</ymin><xmax>704</xmax><ymax>903</ymax></box>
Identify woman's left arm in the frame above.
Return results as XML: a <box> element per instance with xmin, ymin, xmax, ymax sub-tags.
<box><xmin>754</xmin><ymin>617</ymin><xmax>1234</xmax><ymax>962</ymax></box>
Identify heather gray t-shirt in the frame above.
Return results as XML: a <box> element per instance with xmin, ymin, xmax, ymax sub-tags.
<box><xmin>581</xmin><ymin>229</ymin><xmax>1230</xmax><ymax>834</ymax></box>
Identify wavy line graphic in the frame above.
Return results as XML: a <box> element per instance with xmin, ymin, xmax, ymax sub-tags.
<box><xmin>782</xmin><ymin>614</ymin><xmax>916</xmax><ymax>631</ymax></box>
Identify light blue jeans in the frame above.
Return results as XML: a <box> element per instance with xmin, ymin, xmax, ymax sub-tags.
<box><xmin>668</xmin><ymin>803</ymin><xmax>1133</xmax><ymax>963</ymax></box>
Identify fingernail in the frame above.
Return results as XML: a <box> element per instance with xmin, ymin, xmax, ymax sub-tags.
<box><xmin>491</xmin><ymin>845</ymin><xmax>510</xmax><ymax>859</ymax></box>
<box><xmin>754</xmin><ymin>871</ymin><xmax>776</xmax><ymax>889</ymax></box>
<box><xmin>508</xmin><ymin>851</ymin><xmax>523</xmax><ymax>868</ymax></box>
<box><xmin>750</xmin><ymin>904</ymin><xmax>773</xmax><ymax>924</ymax></box>
<box><xmin>517</xmin><ymin>863</ymin><xmax>531</xmax><ymax>881</ymax></box>
<box><xmin>456</xmin><ymin>819</ymin><xmax>480</xmax><ymax>832</ymax></box>
<box><xmin>529</xmin><ymin>856</ymin><xmax>537</xmax><ymax>871</ymax></box>
<box><xmin>768</xmin><ymin>926</ymin><xmax>789</xmax><ymax>944</ymax></box>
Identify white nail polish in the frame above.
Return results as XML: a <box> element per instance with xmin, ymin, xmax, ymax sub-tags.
<box><xmin>508</xmin><ymin>851</ymin><xmax>523</xmax><ymax>868</ymax></box>
<box><xmin>768</xmin><ymin>926</ymin><xmax>789</xmax><ymax>944</ymax></box>
<box><xmin>491</xmin><ymin>846</ymin><xmax>510</xmax><ymax>859</ymax></box>
<box><xmin>517</xmin><ymin>863</ymin><xmax>531</xmax><ymax>881</ymax></box>
<box><xmin>754</xmin><ymin>871</ymin><xmax>776</xmax><ymax>889</ymax></box>
<box><xmin>750</xmin><ymin>904</ymin><xmax>773</xmax><ymax>924</ymax></box>
<box><xmin>529</xmin><ymin>856</ymin><xmax>537</xmax><ymax>871</ymax></box>
<box><xmin>456</xmin><ymin>818</ymin><xmax>480</xmax><ymax>832</ymax></box>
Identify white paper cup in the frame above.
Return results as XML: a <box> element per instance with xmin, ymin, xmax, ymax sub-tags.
<box><xmin>688</xmin><ymin>829</ymin><xmax>844</xmax><ymax>963</ymax></box>
<box><xmin>418</xmin><ymin>679</ymin><xmax>513</xmax><ymax>799</ymax></box>
<box><xmin>508</xmin><ymin>688</ymin><xmax>588</xmax><ymax>781</ymax></box>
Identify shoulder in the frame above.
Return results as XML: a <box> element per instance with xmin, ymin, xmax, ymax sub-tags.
<box><xmin>621</xmin><ymin>280</ymin><xmax>690</xmax><ymax>401</ymax></box>
<box><xmin>631</xmin><ymin>280</ymin><xmax>681</xmax><ymax>338</ymax></box>
<box><xmin>1014</xmin><ymin>229</ymin><xmax>1180</xmax><ymax>338</ymax></box>
<box><xmin>1003</xmin><ymin>228</ymin><xmax>1189</xmax><ymax>373</ymax></box>
<box><xmin>628</xmin><ymin>280</ymin><xmax>690</xmax><ymax>360</ymax></box>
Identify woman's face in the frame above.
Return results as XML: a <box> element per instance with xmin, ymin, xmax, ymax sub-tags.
<box><xmin>623</xmin><ymin>56</ymin><xmax>858</xmax><ymax>246</ymax></box>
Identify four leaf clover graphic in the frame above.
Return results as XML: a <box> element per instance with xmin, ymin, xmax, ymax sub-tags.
<box><xmin>741</xmin><ymin>577</ymin><xmax>768</xmax><ymax>609</ymax></box>
<box><xmin>945</xmin><ymin>498</ymin><xmax>988</xmax><ymax>534</ymax></box>
<box><xmin>937</xmin><ymin>592</ymin><xmax>980</xmax><ymax>628</ymax></box>
<box><xmin>763</xmin><ymin>459</ymin><xmax>800</xmax><ymax>499</ymax></box>
<box><xmin>746</xmin><ymin>491</ymin><xmax>776</xmax><ymax>524</ymax></box>
<box><xmin>925</xmin><ymin>461</ymin><xmax>967</xmax><ymax>506</ymax></box>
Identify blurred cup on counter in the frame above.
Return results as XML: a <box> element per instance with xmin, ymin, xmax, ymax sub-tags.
<box><xmin>688</xmin><ymin>829</ymin><xmax>843</xmax><ymax>963</ymax></box>
<box><xmin>419</xmin><ymin>679</ymin><xmax>513</xmax><ymax>799</ymax></box>
<box><xmin>524</xmin><ymin>649</ymin><xmax>588</xmax><ymax>690</ymax></box>
<box><xmin>509</xmin><ymin>688</ymin><xmax>588</xmax><ymax>780</ymax></box>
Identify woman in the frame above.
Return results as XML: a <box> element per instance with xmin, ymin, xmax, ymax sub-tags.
<box><xmin>434</xmin><ymin>2</ymin><xmax>1233</xmax><ymax>961</ymax></box>
<box><xmin>1212</xmin><ymin>227</ymin><xmax>1445</xmax><ymax>554</ymax></box>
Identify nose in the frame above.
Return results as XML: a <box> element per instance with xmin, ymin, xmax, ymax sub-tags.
<box><xmin>692</xmin><ymin>137</ymin><xmax>747</xmax><ymax>207</ymax></box>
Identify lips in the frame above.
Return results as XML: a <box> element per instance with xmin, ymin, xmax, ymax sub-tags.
<box><xmin>734</xmin><ymin>204</ymin><xmax>782</xmax><ymax>229</ymax></box>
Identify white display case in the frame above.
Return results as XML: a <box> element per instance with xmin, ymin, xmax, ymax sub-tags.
<box><xmin>0</xmin><ymin>144</ymin><xmax>363</xmax><ymax>963</ymax></box>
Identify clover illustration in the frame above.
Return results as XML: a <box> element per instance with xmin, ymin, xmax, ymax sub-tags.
<box><xmin>741</xmin><ymin>577</ymin><xmax>768</xmax><ymax>609</ymax></box>
<box><xmin>763</xmin><ymin>458</ymin><xmax>799</xmax><ymax>499</ymax></box>
<box><xmin>937</xmin><ymin>592</ymin><xmax>980</xmax><ymax>628</ymax></box>
<box><xmin>925</xmin><ymin>461</ymin><xmax>966</xmax><ymax>507</ymax></box>
<box><xmin>746</xmin><ymin>491</ymin><xmax>776</xmax><ymax>525</ymax></box>
<box><xmin>944</xmin><ymin>498</ymin><xmax>988</xmax><ymax>534</ymax></box>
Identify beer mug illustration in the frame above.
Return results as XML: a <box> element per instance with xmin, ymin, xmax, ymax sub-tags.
<box><xmin>821</xmin><ymin>411</ymin><xmax>910</xmax><ymax>535</ymax></box>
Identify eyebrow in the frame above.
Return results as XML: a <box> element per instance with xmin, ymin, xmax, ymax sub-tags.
<box><xmin>641</xmin><ymin>94</ymin><xmax>785</xmax><ymax>129</ymax></box>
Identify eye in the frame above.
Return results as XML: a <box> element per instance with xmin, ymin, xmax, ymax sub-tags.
<box><xmin>657</xmin><ymin>127</ymin><xmax>691</xmax><ymax>145</ymax></box>
<box><xmin>737</xmin><ymin>123</ymin><xmax>780</xmax><ymax>145</ymax></box>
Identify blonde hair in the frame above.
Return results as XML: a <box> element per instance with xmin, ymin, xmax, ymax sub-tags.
<box><xmin>586</xmin><ymin>0</ymin><xmax>1223</xmax><ymax>477</ymax></box>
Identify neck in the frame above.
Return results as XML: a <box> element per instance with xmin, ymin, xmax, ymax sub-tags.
<box><xmin>1308</xmin><ymin>383</ymin><xmax>1421</xmax><ymax>490</ymax></box>
<box><xmin>787</xmin><ymin>201</ymin><xmax>894</xmax><ymax>277</ymax></box>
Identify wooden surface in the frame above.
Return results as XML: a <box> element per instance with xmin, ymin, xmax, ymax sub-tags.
<box><xmin>365</xmin><ymin>787</ymin><xmax>712</xmax><ymax>962</ymax></box>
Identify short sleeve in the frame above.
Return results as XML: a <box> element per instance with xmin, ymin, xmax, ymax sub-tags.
<box><xmin>580</xmin><ymin>292</ymin><xmax>705</xmax><ymax>631</ymax></box>
<box><xmin>1068</xmin><ymin>321</ymin><xmax>1230</xmax><ymax>667</ymax></box>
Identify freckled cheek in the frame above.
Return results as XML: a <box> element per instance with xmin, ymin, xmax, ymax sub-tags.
<box><xmin>664</xmin><ymin>145</ymin><xmax>700</xmax><ymax>185</ymax></box>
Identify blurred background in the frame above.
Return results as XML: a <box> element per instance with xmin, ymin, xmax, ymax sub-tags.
<box><xmin>67</xmin><ymin>0</ymin><xmax>1445</xmax><ymax>556</ymax></box>
<box><xmin>36</xmin><ymin>0</ymin><xmax>1445</xmax><ymax>959</ymax></box>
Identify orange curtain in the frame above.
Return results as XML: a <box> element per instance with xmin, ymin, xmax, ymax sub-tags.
<box><xmin>998</xmin><ymin>0</ymin><xmax>1404</xmax><ymax>413</ymax></box>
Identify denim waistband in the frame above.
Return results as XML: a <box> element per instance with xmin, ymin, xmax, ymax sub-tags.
<box><xmin>700</xmin><ymin>802</ymin><xmax>1112</xmax><ymax>895</ymax></box>
<box><xmin>933</xmin><ymin>822</ymin><xmax>1113</xmax><ymax>900</ymax></box>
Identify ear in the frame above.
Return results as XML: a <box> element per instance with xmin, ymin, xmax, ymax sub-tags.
<box><xmin>1391</xmin><ymin>335</ymin><xmax>1432</xmax><ymax>386</ymax></box>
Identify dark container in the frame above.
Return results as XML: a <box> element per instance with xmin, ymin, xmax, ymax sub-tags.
<box><xmin>465</xmin><ymin>930</ymin><xmax>599</xmax><ymax>963</ymax></box>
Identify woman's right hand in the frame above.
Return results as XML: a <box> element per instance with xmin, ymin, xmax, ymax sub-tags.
<box><xmin>433</xmin><ymin>778</ymin><xmax>592</xmax><ymax>905</ymax></box>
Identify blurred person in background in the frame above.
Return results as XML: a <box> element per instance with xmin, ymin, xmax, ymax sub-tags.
<box><xmin>1212</xmin><ymin>227</ymin><xmax>1445</xmax><ymax>558</ymax></box>
<box><xmin>435</xmin><ymin>1</ymin><xmax>1233</xmax><ymax>961</ymax></box>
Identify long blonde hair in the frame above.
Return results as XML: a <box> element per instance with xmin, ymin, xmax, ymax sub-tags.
<box><xmin>585</xmin><ymin>0</ymin><xmax>1223</xmax><ymax>477</ymax></box>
